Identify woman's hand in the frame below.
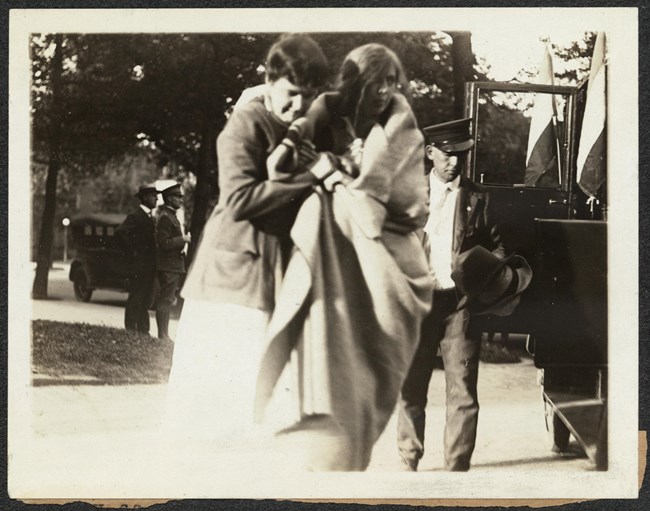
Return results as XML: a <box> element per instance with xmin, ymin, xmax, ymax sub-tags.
<box><xmin>347</xmin><ymin>138</ymin><xmax>364</xmax><ymax>167</ymax></box>
<box><xmin>322</xmin><ymin>170</ymin><xmax>346</xmax><ymax>192</ymax></box>
<box><xmin>308</xmin><ymin>152</ymin><xmax>336</xmax><ymax>180</ymax></box>
<box><xmin>338</xmin><ymin>155</ymin><xmax>360</xmax><ymax>179</ymax></box>
<box><xmin>335</xmin><ymin>138</ymin><xmax>362</xmax><ymax>178</ymax></box>
<box><xmin>309</xmin><ymin>153</ymin><xmax>356</xmax><ymax>192</ymax></box>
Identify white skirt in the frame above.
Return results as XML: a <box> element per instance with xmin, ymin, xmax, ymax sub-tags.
<box><xmin>161</xmin><ymin>299</ymin><xmax>300</xmax><ymax>476</ymax></box>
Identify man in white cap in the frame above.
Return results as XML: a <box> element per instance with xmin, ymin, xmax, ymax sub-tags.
<box><xmin>155</xmin><ymin>182</ymin><xmax>191</xmax><ymax>341</ymax></box>
<box><xmin>398</xmin><ymin>118</ymin><xmax>508</xmax><ymax>472</ymax></box>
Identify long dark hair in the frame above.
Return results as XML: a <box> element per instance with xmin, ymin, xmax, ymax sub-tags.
<box><xmin>336</xmin><ymin>43</ymin><xmax>411</xmax><ymax>126</ymax></box>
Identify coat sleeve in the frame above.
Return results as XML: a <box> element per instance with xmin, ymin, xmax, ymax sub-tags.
<box><xmin>156</xmin><ymin>214</ymin><xmax>185</xmax><ymax>252</ymax></box>
<box><xmin>286</xmin><ymin>93</ymin><xmax>331</xmax><ymax>146</ymax></box>
<box><xmin>217</xmin><ymin>106</ymin><xmax>319</xmax><ymax>223</ymax></box>
<box><xmin>115</xmin><ymin>213</ymin><xmax>138</xmax><ymax>256</ymax></box>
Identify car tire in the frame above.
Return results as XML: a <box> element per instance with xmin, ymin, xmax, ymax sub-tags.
<box><xmin>73</xmin><ymin>270</ymin><xmax>93</xmax><ymax>302</ymax></box>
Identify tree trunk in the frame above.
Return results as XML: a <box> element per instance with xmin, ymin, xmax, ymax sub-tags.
<box><xmin>187</xmin><ymin>117</ymin><xmax>220</xmax><ymax>263</ymax></box>
<box><xmin>448</xmin><ymin>31</ymin><xmax>475</xmax><ymax>118</ymax></box>
<box><xmin>32</xmin><ymin>35</ymin><xmax>64</xmax><ymax>299</ymax></box>
<box><xmin>186</xmin><ymin>36</ymin><xmax>225</xmax><ymax>264</ymax></box>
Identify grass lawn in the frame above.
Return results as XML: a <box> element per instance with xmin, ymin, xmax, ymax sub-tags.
<box><xmin>31</xmin><ymin>319</ymin><xmax>521</xmax><ymax>386</ymax></box>
<box><xmin>32</xmin><ymin>320</ymin><xmax>173</xmax><ymax>384</ymax></box>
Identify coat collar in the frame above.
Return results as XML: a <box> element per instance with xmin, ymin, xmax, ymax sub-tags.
<box><xmin>139</xmin><ymin>204</ymin><xmax>153</xmax><ymax>216</ymax></box>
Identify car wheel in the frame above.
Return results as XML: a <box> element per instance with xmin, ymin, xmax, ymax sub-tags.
<box><xmin>73</xmin><ymin>270</ymin><xmax>93</xmax><ymax>302</ymax></box>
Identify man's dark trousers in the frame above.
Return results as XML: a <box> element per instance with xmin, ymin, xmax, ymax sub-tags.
<box><xmin>125</xmin><ymin>269</ymin><xmax>156</xmax><ymax>333</ymax></box>
<box><xmin>398</xmin><ymin>288</ymin><xmax>480</xmax><ymax>471</ymax></box>
<box><xmin>156</xmin><ymin>270</ymin><xmax>181</xmax><ymax>339</ymax></box>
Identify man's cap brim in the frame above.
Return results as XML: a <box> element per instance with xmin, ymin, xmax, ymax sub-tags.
<box><xmin>435</xmin><ymin>138</ymin><xmax>474</xmax><ymax>154</ymax></box>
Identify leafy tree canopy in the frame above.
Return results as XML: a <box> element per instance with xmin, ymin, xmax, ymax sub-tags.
<box><xmin>30</xmin><ymin>30</ymin><xmax>598</xmax><ymax>265</ymax></box>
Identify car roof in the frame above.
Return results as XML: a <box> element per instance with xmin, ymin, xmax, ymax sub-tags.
<box><xmin>70</xmin><ymin>213</ymin><xmax>127</xmax><ymax>227</ymax></box>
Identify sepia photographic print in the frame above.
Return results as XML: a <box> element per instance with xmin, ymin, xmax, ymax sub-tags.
<box><xmin>8</xmin><ymin>6</ymin><xmax>639</xmax><ymax>502</ymax></box>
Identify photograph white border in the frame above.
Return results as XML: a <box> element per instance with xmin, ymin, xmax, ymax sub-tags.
<box><xmin>8</xmin><ymin>6</ymin><xmax>639</xmax><ymax>500</ymax></box>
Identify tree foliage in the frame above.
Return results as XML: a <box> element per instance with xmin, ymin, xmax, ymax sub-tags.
<box><xmin>30</xmin><ymin>31</ymin><xmax>459</xmax><ymax>260</ymax></box>
<box><xmin>549</xmin><ymin>32</ymin><xmax>596</xmax><ymax>86</ymax></box>
<box><xmin>30</xmin><ymin>30</ymin><xmax>598</xmax><ymax>292</ymax></box>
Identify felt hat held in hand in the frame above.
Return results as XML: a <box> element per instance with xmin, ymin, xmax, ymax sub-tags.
<box><xmin>451</xmin><ymin>246</ymin><xmax>532</xmax><ymax>317</ymax></box>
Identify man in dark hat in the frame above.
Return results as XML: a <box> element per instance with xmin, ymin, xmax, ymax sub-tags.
<box><xmin>115</xmin><ymin>183</ymin><xmax>159</xmax><ymax>334</ymax></box>
<box><xmin>397</xmin><ymin>118</ymin><xmax>508</xmax><ymax>472</ymax></box>
<box><xmin>155</xmin><ymin>182</ymin><xmax>191</xmax><ymax>341</ymax></box>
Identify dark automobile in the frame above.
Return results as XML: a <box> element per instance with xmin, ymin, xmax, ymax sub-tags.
<box><xmin>464</xmin><ymin>79</ymin><xmax>607</xmax><ymax>469</ymax></box>
<box><xmin>68</xmin><ymin>213</ymin><xmax>130</xmax><ymax>302</ymax></box>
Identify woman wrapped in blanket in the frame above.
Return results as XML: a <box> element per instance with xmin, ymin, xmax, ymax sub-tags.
<box><xmin>255</xmin><ymin>43</ymin><xmax>434</xmax><ymax>471</ymax></box>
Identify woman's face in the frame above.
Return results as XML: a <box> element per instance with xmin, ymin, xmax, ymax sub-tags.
<box><xmin>358</xmin><ymin>64</ymin><xmax>398</xmax><ymax>119</ymax></box>
<box><xmin>266</xmin><ymin>77</ymin><xmax>318</xmax><ymax>124</ymax></box>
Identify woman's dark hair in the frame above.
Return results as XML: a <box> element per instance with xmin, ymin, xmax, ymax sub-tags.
<box><xmin>337</xmin><ymin>43</ymin><xmax>411</xmax><ymax>125</ymax></box>
<box><xmin>265</xmin><ymin>34</ymin><xmax>329</xmax><ymax>89</ymax></box>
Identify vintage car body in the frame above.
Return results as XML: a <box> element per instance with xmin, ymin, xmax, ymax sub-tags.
<box><xmin>464</xmin><ymin>79</ymin><xmax>607</xmax><ymax>469</ymax></box>
<box><xmin>68</xmin><ymin>213</ymin><xmax>130</xmax><ymax>302</ymax></box>
<box><xmin>533</xmin><ymin>218</ymin><xmax>607</xmax><ymax>468</ymax></box>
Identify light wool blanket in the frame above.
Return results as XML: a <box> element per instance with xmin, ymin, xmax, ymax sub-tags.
<box><xmin>255</xmin><ymin>96</ymin><xmax>433</xmax><ymax>471</ymax></box>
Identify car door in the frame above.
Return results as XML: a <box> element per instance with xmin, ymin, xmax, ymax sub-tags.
<box><xmin>463</xmin><ymin>80</ymin><xmax>588</xmax><ymax>334</ymax></box>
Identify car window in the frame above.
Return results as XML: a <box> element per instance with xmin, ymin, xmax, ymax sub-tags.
<box><xmin>473</xmin><ymin>88</ymin><xmax>570</xmax><ymax>189</ymax></box>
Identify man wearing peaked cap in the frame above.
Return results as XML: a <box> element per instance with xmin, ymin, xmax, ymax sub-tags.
<box><xmin>397</xmin><ymin>118</ymin><xmax>511</xmax><ymax>472</ymax></box>
<box><xmin>161</xmin><ymin>182</ymin><xmax>182</xmax><ymax>198</ymax></box>
<box><xmin>422</xmin><ymin>117</ymin><xmax>475</xmax><ymax>154</ymax></box>
<box><xmin>115</xmin><ymin>183</ymin><xmax>159</xmax><ymax>334</ymax></box>
<box><xmin>155</xmin><ymin>182</ymin><xmax>191</xmax><ymax>342</ymax></box>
